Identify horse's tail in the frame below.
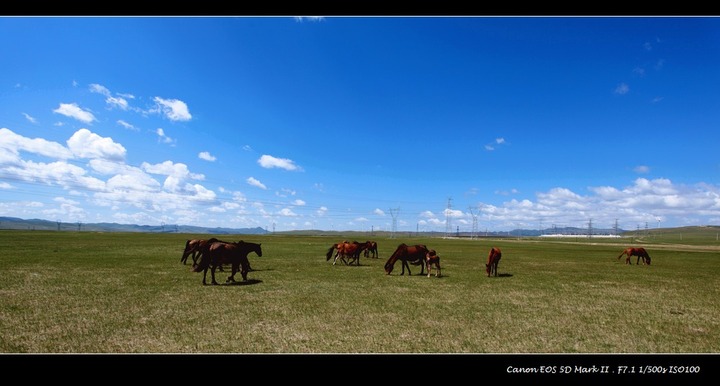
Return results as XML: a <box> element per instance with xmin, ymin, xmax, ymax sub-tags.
<box><xmin>181</xmin><ymin>239</ymin><xmax>191</xmax><ymax>262</ymax></box>
<box><xmin>193</xmin><ymin>250</ymin><xmax>212</xmax><ymax>272</ymax></box>
<box><xmin>326</xmin><ymin>246</ymin><xmax>336</xmax><ymax>261</ymax></box>
<box><xmin>617</xmin><ymin>249</ymin><xmax>627</xmax><ymax>259</ymax></box>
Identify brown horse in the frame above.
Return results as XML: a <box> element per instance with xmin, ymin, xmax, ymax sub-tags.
<box><xmin>326</xmin><ymin>241</ymin><xmax>366</xmax><ymax>266</ymax></box>
<box><xmin>486</xmin><ymin>247</ymin><xmax>501</xmax><ymax>277</ymax></box>
<box><xmin>618</xmin><ymin>247</ymin><xmax>651</xmax><ymax>265</ymax></box>
<box><xmin>193</xmin><ymin>241</ymin><xmax>262</xmax><ymax>285</ymax></box>
<box><xmin>183</xmin><ymin>238</ymin><xmax>253</xmax><ymax>271</ymax></box>
<box><xmin>363</xmin><ymin>241</ymin><xmax>378</xmax><ymax>258</ymax></box>
<box><xmin>425</xmin><ymin>249</ymin><xmax>441</xmax><ymax>278</ymax></box>
<box><xmin>384</xmin><ymin>243</ymin><xmax>428</xmax><ymax>276</ymax></box>
<box><xmin>181</xmin><ymin>238</ymin><xmax>215</xmax><ymax>267</ymax></box>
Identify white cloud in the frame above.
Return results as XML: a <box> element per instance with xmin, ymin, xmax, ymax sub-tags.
<box><xmin>117</xmin><ymin>120</ymin><xmax>138</xmax><ymax>131</ymax></box>
<box><xmin>292</xmin><ymin>199</ymin><xmax>306</xmax><ymax>206</ymax></box>
<box><xmin>278</xmin><ymin>208</ymin><xmax>298</xmax><ymax>217</ymax></box>
<box><xmin>153</xmin><ymin>97</ymin><xmax>192</xmax><ymax>121</ymax></box>
<box><xmin>614</xmin><ymin>83</ymin><xmax>630</xmax><ymax>95</ymax></box>
<box><xmin>22</xmin><ymin>113</ymin><xmax>37</xmax><ymax>123</ymax></box>
<box><xmin>373</xmin><ymin>208</ymin><xmax>385</xmax><ymax>216</ymax></box>
<box><xmin>106</xmin><ymin>96</ymin><xmax>129</xmax><ymax>110</ymax></box>
<box><xmin>0</xmin><ymin>128</ymin><xmax>73</xmax><ymax>160</ymax></box>
<box><xmin>67</xmin><ymin>129</ymin><xmax>126</xmax><ymax>161</ymax></box>
<box><xmin>634</xmin><ymin>165</ymin><xmax>650</xmax><ymax>174</ymax></box>
<box><xmin>89</xmin><ymin>84</ymin><xmax>111</xmax><ymax>96</ymax></box>
<box><xmin>294</xmin><ymin>17</ymin><xmax>325</xmax><ymax>22</ymax></box>
<box><xmin>317</xmin><ymin>206</ymin><xmax>328</xmax><ymax>216</ymax></box>
<box><xmin>53</xmin><ymin>103</ymin><xmax>96</xmax><ymax>123</ymax></box>
<box><xmin>198</xmin><ymin>151</ymin><xmax>216</xmax><ymax>161</ymax></box>
<box><xmin>258</xmin><ymin>154</ymin><xmax>302</xmax><ymax>171</ymax></box>
<box><xmin>247</xmin><ymin>177</ymin><xmax>267</xmax><ymax>190</ymax></box>
<box><xmin>142</xmin><ymin>160</ymin><xmax>203</xmax><ymax>181</ymax></box>
<box><xmin>156</xmin><ymin>128</ymin><xmax>176</xmax><ymax>145</ymax></box>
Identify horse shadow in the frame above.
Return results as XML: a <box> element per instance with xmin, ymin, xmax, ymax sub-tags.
<box><xmin>223</xmin><ymin>279</ymin><xmax>262</xmax><ymax>286</ymax></box>
<box><xmin>495</xmin><ymin>273</ymin><xmax>513</xmax><ymax>278</ymax></box>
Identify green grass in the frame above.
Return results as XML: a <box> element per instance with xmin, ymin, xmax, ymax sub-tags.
<box><xmin>1</xmin><ymin>231</ymin><xmax>718</xmax><ymax>353</ymax></box>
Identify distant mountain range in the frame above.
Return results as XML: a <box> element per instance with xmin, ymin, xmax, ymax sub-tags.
<box><xmin>0</xmin><ymin>216</ymin><xmax>269</xmax><ymax>235</ymax></box>
<box><xmin>0</xmin><ymin>216</ymin><xmax>635</xmax><ymax>236</ymax></box>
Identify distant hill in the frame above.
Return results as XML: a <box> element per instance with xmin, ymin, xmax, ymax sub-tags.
<box><xmin>0</xmin><ymin>216</ymin><xmax>269</xmax><ymax>235</ymax></box>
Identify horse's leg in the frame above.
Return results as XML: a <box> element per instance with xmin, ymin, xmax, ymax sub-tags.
<box><xmin>240</xmin><ymin>256</ymin><xmax>249</xmax><ymax>281</ymax></box>
<box><xmin>211</xmin><ymin>265</ymin><xmax>219</xmax><ymax>285</ymax></box>
<box><xmin>227</xmin><ymin>263</ymin><xmax>238</xmax><ymax>283</ymax></box>
<box><xmin>202</xmin><ymin>267</ymin><xmax>208</xmax><ymax>285</ymax></box>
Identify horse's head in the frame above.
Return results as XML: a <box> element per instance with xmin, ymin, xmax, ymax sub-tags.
<box><xmin>645</xmin><ymin>255</ymin><xmax>651</xmax><ymax>265</ymax></box>
<box><xmin>253</xmin><ymin>243</ymin><xmax>263</xmax><ymax>257</ymax></box>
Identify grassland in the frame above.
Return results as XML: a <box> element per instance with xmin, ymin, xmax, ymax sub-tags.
<box><xmin>1</xmin><ymin>229</ymin><xmax>719</xmax><ymax>353</ymax></box>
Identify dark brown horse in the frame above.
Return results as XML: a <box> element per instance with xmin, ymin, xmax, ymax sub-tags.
<box><xmin>193</xmin><ymin>241</ymin><xmax>262</xmax><ymax>285</ymax></box>
<box><xmin>425</xmin><ymin>249</ymin><xmax>441</xmax><ymax>278</ymax></box>
<box><xmin>618</xmin><ymin>247</ymin><xmax>651</xmax><ymax>265</ymax></box>
<box><xmin>363</xmin><ymin>241</ymin><xmax>378</xmax><ymax>258</ymax></box>
<box><xmin>384</xmin><ymin>243</ymin><xmax>428</xmax><ymax>276</ymax></box>
<box><xmin>486</xmin><ymin>247</ymin><xmax>501</xmax><ymax>277</ymax></box>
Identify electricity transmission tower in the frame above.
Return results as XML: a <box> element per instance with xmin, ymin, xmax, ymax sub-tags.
<box><xmin>444</xmin><ymin>197</ymin><xmax>452</xmax><ymax>238</ymax></box>
<box><xmin>468</xmin><ymin>206</ymin><xmax>479</xmax><ymax>239</ymax></box>
<box><xmin>389</xmin><ymin>208</ymin><xmax>399</xmax><ymax>238</ymax></box>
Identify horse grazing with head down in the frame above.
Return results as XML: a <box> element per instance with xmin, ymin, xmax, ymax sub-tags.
<box><xmin>385</xmin><ymin>243</ymin><xmax>428</xmax><ymax>276</ymax></box>
<box><xmin>618</xmin><ymin>247</ymin><xmax>651</xmax><ymax>265</ymax></box>
<box><xmin>486</xmin><ymin>247</ymin><xmax>501</xmax><ymax>277</ymax></box>
<box><xmin>425</xmin><ymin>249</ymin><xmax>441</xmax><ymax>278</ymax></box>
<box><xmin>193</xmin><ymin>241</ymin><xmax>262</xmax><ymax>285</ymax></box>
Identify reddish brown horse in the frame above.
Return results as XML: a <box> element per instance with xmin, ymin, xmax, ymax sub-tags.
<box><xmin>486</xmin><ymin>247</ymin><xmax>502</xmax><ymax>277</ymax></box>
<box><xmin>326</xmin><ymin>241</ymin><xmax>367</xmax><ymax>266</ymax></box>
<box><xmin>425</xmin><ymin>249</ymin><xmax>441</xmax><ymax>278</ymax></box>
<box><xmin>181</xmin><ymin>238</ymin><xmax>216</xmax><ymax>267</ymax></box>
<box><xmin>193</xmin><ymin>241</ymin><xmax>262</xmax><ymax>285</ymax></box>
<box><xmin>363</xmin><ymin>241</ymin><xmax>378</xmax><ymax>258</ymax></box>
<box><xmin>385</xmin><ymin>243</ymin><xmax>428</xmax><ymax>276</ymax></box>
<box><xmin>618</xmin><ymin>247</ymin><xmax>651</xmax><ymax>265</ymax></box>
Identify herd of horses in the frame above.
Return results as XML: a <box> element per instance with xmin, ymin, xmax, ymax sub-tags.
<box><xmin>181</xmin><ymin>238</ymin><xmax>262</xmax><ymax>285</ymax></box>
<box><xmin>180</xmin><ymin>237</ymin><xmax>651</xmax><ymax>285</ymax></box>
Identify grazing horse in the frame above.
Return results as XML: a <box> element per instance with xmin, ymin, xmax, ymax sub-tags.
<box><xmin>384</xmin><ymin>243</ymin><xmax>428</xmax><ymax>276</ymax></box>
<box><xmin>326</xmin><ymin>241</ymin><xmax>366</xmax><ymax>266</ymax></box>
<box><xmin>618</xmin><ymin>247</ymin><xmax>651</xmax><ymax>265</ymax></box>
<box><xmin>425</xmin><ymin>249</ymin><xmax>441</xmax><ymax>278</ymax></box>
<box><xmin>363</xmin><ymin>241</ymin><xmax>378</xmax><ymax>258</ymax></box>
<box><xmin>193</xmin><ymin>241</ymin><xmax>262</xmax><ymax>285</ymax></box>
<box><xmin>486</xmin><ymin>247</ymin><xmax>501</xmax><ymax>277</ymax></box>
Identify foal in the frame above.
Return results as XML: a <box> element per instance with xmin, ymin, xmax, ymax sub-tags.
<box><xmin>425</xmin><ymin>249</ymin><xmax>442</xmax><ymax>278</ymax></box>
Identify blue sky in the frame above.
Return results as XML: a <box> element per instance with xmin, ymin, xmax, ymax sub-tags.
<box><xmin>1</xmin><ymin>16</ymin><xmax>719</xmax><ymax>232</ymax></box>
